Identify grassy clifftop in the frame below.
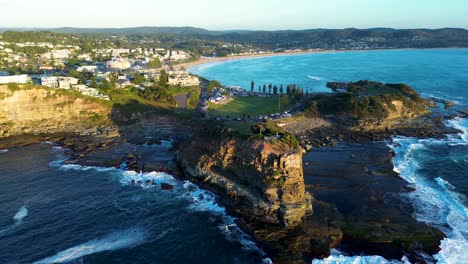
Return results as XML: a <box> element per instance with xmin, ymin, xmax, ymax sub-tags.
<box><xmin>306</xmin><ymin>80</ymin><xmax>430</xmax><ymax>121</ymax></box>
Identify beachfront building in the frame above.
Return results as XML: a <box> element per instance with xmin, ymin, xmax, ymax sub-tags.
<box><xmin>167</xmin><ymin>71</ymin><xmax>200</xmax><ymax>86</ymax></box>
<box><xmin>0</xmin><ymin>74</ymin><xmax>30</xmax><ymax>84</ymax></box>
<box><xmin>165</xmin><ymin>50</ymin><xmax>189</xmax><ymax>61</ymax></box>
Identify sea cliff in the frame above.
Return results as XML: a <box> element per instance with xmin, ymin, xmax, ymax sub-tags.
<box><xmin>0</xmin><ymin>85</ymin><xmax>116</xmax><ymax>138</ymax></box>
<box><xmin>177</xmin><ymin>128</ymin><xmax>316</xmax><ymax>261</ymax></box>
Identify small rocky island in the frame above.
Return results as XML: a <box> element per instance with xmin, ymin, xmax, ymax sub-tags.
<box><xmin>0</xmin><ymin>80</ymin><xmax>464</xmax><ymax>263</ymax></box>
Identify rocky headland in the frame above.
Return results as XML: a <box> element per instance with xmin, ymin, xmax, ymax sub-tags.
<box><xmin>1</xmin><ymin>81</ymin><xmax>465</xmax><ymax>263</ymax></box>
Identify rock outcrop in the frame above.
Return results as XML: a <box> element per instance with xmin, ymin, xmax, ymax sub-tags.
<box><xmin>178</xmin><ymin>134</ymin><xmax>314</xmax><ymax>262</ymax></box>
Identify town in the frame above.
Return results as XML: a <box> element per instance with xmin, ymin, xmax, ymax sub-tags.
<box><xmin>0</xmin><ymin>34</ymin><xmax>201</xmax><ymax>102</ymax></box>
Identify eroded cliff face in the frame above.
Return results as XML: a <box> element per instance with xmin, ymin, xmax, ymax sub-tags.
<box><xmin>0</xmin><ymin>86</ymin><xmax>116</xmax><ymax>138</ymax></box>
<box><xmin>178</xmin><ymin>136</ymin><xmax>314</xmax><ymax>261</ymax></box>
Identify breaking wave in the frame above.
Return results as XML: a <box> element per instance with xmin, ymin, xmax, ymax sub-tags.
<box><xmin>0</xmin><ymin>205</ymin><xmax>29</xmax><ymax>237</ymax></box>
<box><xmin>388</xmin><ymin>117</ymin><xmax>468</xmax><ymax>264</ymax></box>
<box><xmin>54</xmin><ymin>162</ymin><xmax>266</xmax><ymax>257</ymax></box>
<box><xmin>13</xmin><ymin>205</ymin><xmax>29</xmax><ymax>223</ymax></box>
<box><xmin>119</xmin><ymin>170</ymin><xmax>264</xmax><ymax>254</ymax></box>
<box><xmin>32</xmin><ymin>228</ymin><xmax>148</xmax><ymax>264</ymax></box>
<box><xmin>312</xmin><ymin>249</ymin><xmax>411</xmax><ymax>264</ymax></box>
<box><xmin>307</xmin><ymin>75</ymin><xmax>322</xmax><ymax>81</ymax></box>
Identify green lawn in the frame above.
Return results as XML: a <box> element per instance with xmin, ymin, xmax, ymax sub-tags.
<box><xmin>223</xmin><ymin>121</ymin><xmax>254</xmax><ymax>135</ymax></box>
<box><xmin>209</xmin><ymin>96</ymin><xmax>287</xmax><ymax>118</ymax></box>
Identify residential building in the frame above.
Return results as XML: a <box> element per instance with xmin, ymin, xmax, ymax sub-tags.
<box><xmin>0</xmin><ymin>74</ymin><xmax>30</xmax><ymax>84</ymax></box>
<box><xmin>41</xmin><ymin>49</ymin><xmax>72</xmax><ymax>60</ymax></box>
<box><xmin>40</xmin><ymin>76</ymin><xmax>79</xmax><ymax>89</ymax></box>
<box><xmin>77</xmin><ymin>65</ymin><xmax>98</xmax><ymax>73</ymax></box>
<box><xmin>106</xmin><ymin>58</ymin><xmax>131</xmax><ymax>71</ymax></box>
<box><xmin>40</xmin><ymin>77</ymin><xmax>60</xmax><ymax>88</ymax></box>
<box><xmin>58</xmin><ymin>77</ymin><xmax>79</xmax><ymax>89</ymax></box>
<box><xmin>72</xmin><ymin>85</ymin><xmax>110</xmax><ymax>100</ymax></box>
<box><xmin>167</xmin><ymin>71</ymin><xmax>200</xmax><ymax>86</ymax></box>
<box><xmin>165</xmin><ymin>50</ymin><xmax>189</xmax><ymax>61</ymax></box>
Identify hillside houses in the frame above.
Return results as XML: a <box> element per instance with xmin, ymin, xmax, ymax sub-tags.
<box><xmin>0</xmin><ymin>74</ymin><xmax>30</xmax><ymax>84</ymax></box>
<box><xmin>77</xmin><ymin>65</ymin><xmax>99</xmax><ymax>73</ymax></box>
<box><xmin>72</xmin><ymin>84</ymin><xmax>110</xmax><ymax>100</ymax></box>
<box><xmin>106</xmin><ymin>58</ymin><xmax>131</xmax><ymax>71</ymax></box>
<box><xmin>41</xmin><ymin>49</ymin><xmax>72</xmax><ymax>60</ymax></box>
<box><xmin>167</xmin><ymin>71</ymin><xmax>200</xmax><ymax>86</ymax></box>
<box><xmin>40</xmin><ymin>76</ymin><xmax>79</xmax><ymax>89</ymax></box>
<box><xmin>165</xmin><ymin>50</ymin><xmax>189</xmax><ymax>61</ymax></box>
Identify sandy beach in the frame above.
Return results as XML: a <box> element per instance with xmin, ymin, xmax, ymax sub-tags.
<box><xmin>175</xmin><ymin>48</ymin><xmax>465</xmax><ymax>71</ymax></box>
<box><xmin>174</xmin><ymin>50</ymin><xmax>336</xmax><ymax>70</ymax></box>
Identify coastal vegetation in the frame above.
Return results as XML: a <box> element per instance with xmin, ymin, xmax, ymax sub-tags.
<box><xmin>305</xmin><ymin>81</ymin><xmax>430</xmax><ymax>120</ymax></box>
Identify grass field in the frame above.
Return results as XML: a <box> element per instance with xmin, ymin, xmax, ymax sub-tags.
<box><xmin>209</xmin><ymin>96</ymin><xmax>287</xmax><ymax>118</ymax></box>
<box><xmin>223</xmin><ymin>121</ymin><xmax>254</xmax><ymax>135</ymax></box>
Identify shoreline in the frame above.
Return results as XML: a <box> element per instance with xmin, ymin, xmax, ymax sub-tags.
<box><xmin>175</xmin><ymin>47</ymin><xmax>468</xmax><ymax>71</ymax></box>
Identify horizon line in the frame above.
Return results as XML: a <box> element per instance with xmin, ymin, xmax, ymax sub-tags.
<box><xmin>0</xmin><ymin>26</ymin><xmax>467</xmax><ymax>32</ymax></box>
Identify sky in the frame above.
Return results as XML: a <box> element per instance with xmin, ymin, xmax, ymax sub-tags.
<box><xmin>0</xmin><ymin>0</ymin><xmax>467</xmax><ymax>30</ymax></box>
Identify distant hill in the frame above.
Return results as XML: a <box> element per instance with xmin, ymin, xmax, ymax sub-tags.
<box><xmin>48</xmin><ymin>27</ymin><xmax>225</xmax><ymax>36</ymax></box>
<box><xmin>1</xmin><ymin>27</ymin><xmax>467</xmax><ymax>50</ymax></box>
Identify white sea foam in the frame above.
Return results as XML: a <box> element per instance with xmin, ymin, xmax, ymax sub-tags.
<box><xmin>120</xmin><ymin>171</ymin><xmax>264</xmax><ymax>254</ymax></box>
<box><xmin>446</xmin><ymin>117</ymin><xmax>468</xmax><ymax>143</ymax></box>
<box><xmin>58</xmin><ymin>164</ymin><xmax>115</xmax><ymax>172</ymax></box>
<box><xmin>0</xmin><ymin>149</ymin><xmax>8</xmax><ymax>153</ymax></box>
<box><xmin>312</xmin><ymin>249</ymin><xmax>411</xmax><ymax>264</ymax></box>
<box><xmin>388</xmin><ymin>118</ymin><xmax>468</xmax><ymax>264</ymax></box>
<box><xmin>48</xmin><ymin>157</ymin><xmax>265</xmax><ymax>257</ymax></box>
<box><xmin>0</xmin><ymin>205</ymin><xmax>29</xmax><ymax>237</ymax></box>
<box><xmin>180</xmin><ymin>181</ymin><xmax>261</xmax><ymax>252</ymax></box>
<box><xmin>13</xmin><ymin>205</ymin><xmax>29</xmax><ymax>223</ymax></box>
<box><xmin>32</xmin><ymin>228</ymin><xmax>148</xmax><ymax>264</ymax></box>
<box><xmin>307</xmin><ymin>75</ymin><xmax>322</xmax><ymax>81</ymax></box>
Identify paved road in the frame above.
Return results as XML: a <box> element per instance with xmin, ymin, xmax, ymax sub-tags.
<box><xmin>174</xmin><ymin>93</ymin><xmax>189</xmax><ymax>110</ymax></box>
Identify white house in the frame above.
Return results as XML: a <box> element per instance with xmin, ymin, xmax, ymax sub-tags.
<box><xmin>77</xmin><ymin>65</ymin><xmax>98</xmax><ymax>73</ymax></box>
<box><xmin>41</xmin><ymin>76</ymin><xmax>79</xmax><ymax>89</ymax></box>
<box><xmin>106</xmin><ymin>58</ymin><xmax>131</xmax><ymax>71</ymax></box>
<box><xmin>0</xmin><ymin>74</ymin><xmax>30</xmax><ymax>84</ymax></box>
<box><xmin>72</xmin><ymin>85</ymin><xmax>110</xmax><ymax>100</ymax></box>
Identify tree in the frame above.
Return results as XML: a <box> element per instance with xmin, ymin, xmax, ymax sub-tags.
<box><xmin>273</xmin><ymin>86</ymin><xmax>278</xmax><ymax>94</ymax></box>
<box><xmin>262</xmin><ymin>84</ymin><xmax>266</xmax><ymax>93</ymax></box>
<box><xmin>279</xmin><ymin>85</ymin><xmax>284</xmax><ymax>94</ymax></box>
<box><xmin>148</xmin><ymin>58</ymin><xmax>162</xmax><ymax>69</ymax></box>
<box><xmin>66</xmin><ymin>57</ymin><xmax>80</xmax><ymax>67</ymax></box>
<box><xmin>90</xmin><ymin>78</ymin><xmax>98</xmax><ymax>88</ymax></box>
<box><xmin>268</xmin><ymin>86</ymin><xmax>272</xmax><ymax>93</ymax></box>
<box><xmin>159</xmin><ymin>70</ymin><xmax>168</xmax><ymax>86</ymax></box>
<box><xmin>262</xmin><ymin>86</ymin><xmax>266</xmax><ymax>93</ymax></box>
<box><xmin>251</xmin><ymin>80</ymin><xmax>255</xmax><ymax>92</ymax></box>
<box><xmin>134</xmin><ymin>74</ymin><xmax>147</xmax><ymax>84</ymax></box>
<box><xmin>287</xmin><ymin>85</ymin><xmax>291</xmax><ymax>95</ymax></box>
<box><xmin>258</xmin><ymin>85</ymin><xmax>261</xmax><ymax>93</ymax></box>
<box><xmin>291</xmin><ymin>85</ymin><xmax>297</xmax><ymax>95</ymax></box>
<box><xmin>99</xmin><ymin>79</ymin><xmax>112</xmax><ymax>91</ymax></box>
<box><xmin>207</xmin><ymin>80</ymin><xmax>222</xmax><ymax>93</ymax></box>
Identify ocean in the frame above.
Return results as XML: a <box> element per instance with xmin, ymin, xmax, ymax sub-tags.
<box><xmin>190</xmin><ymin>49</ymin><xmax>468</xmax><ymax>264</ymax></box>
<box><xmin>0</xmin><ymin>144</ymin><xmax>266</xmax><ymax>264</ymax></box>
<box><xmin>0</xmin><ymin>49</ymin><xmax>467</xmax><ymax>264</ymax></box>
